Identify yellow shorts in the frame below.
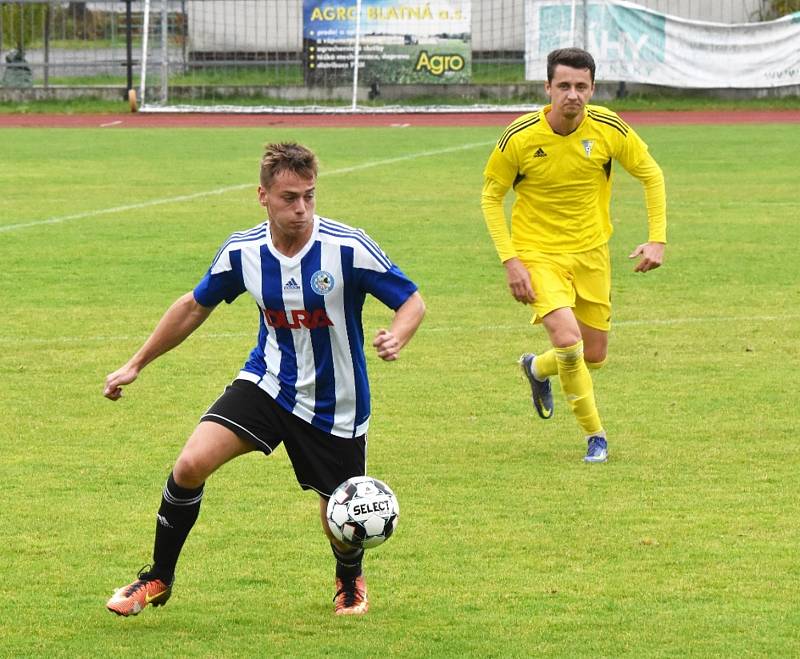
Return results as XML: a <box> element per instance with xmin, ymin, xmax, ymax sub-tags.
<box><xmin>518</xmin><ymin>244</ymin><xmax>612</xmax><ymax>331</ymax></box>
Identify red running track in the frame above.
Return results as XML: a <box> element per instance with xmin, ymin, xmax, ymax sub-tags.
<box><xmin>0</xmin><ymin>109</ymin><xmax>799</xmax><ymax>128</ymax></box>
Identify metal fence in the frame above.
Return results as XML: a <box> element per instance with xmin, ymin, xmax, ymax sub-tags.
<box><xmin>0</xmin><ymin>1</ymin><xmax>188</xmax><ymax>94</ymax></box>
<box><xmin>0</xmin><ymin>0</ymin><xmax>796</xmax><ymax>105</ymax></box>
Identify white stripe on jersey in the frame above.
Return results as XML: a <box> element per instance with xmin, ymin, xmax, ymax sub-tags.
<box><xmin>355</xmin><ymin>418</ymin><xmax>370</xmax><ymax>437</ymax></box>
<box><xmin>211</xmin><ymin>223</ymin><xmax>267</xmax><ymax>271</ymax></box>
<box><xmin>319</xmin><ymin>218</ymin><xmax>392</xmax><ymax>271</ymax></box>
<box><xmin>240</xmin><ymin>243</ymin><xmax>264</xmax><ymax>307</ymax></box>
<box><xmin>240</xmin><ymin>244</ymin><xmax>280</xmax><ymax>400</ymax></box>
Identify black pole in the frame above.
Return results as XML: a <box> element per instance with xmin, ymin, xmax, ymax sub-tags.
<box><xmin>125</xmin><ymin>0</ymin><xmax>133</xmax><ymax>96</ymax></box>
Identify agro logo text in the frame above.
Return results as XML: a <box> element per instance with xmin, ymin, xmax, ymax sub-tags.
<box><xmin>414</xmin><ymin>51</ymin><xmax>465</xmax><ymax>76</ymax></box>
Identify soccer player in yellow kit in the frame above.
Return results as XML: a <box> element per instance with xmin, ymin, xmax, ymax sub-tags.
<box><xmin>481</xmin><ymin>48</ymin><xmax>666</xmax><ymax>463</ymax></box>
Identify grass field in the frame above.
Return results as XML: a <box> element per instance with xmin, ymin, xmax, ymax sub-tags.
<box><xmin>1</xmin><ymin>121</ymin><xmax>799</xmax><ymax>657</ymax></box>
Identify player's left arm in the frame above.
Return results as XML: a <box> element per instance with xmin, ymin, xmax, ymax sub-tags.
<box><xmin>373</xmin><ymin>291</ymin><xmax>426</xmax><ymax>362</ymax></box>
<box><xmin>617</xmin><ymin>131</ymin><xmax>667</xmax><ymax>273</ymax></box>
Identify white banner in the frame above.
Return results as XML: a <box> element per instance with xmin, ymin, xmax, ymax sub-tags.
<box><xmin>525</xmin><ymin>0</ymin><xmax>800</xmax><ymax>88</ymax></box>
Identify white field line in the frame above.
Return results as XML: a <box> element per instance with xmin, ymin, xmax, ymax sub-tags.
<box><xmin>3</xmin><ymin>314</ymin><xmax>798</xmax><ymax>347</ymax></box>
<box><xmin>0</xmin><ymin>141</ymin><xmax>494</xmax><ymax>234</ymax></box>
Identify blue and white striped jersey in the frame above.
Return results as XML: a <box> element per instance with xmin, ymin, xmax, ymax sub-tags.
<box><xmin>193</xmin><ymin>215</ymin><xmax>418</xmax><ymax>438</ymax></box>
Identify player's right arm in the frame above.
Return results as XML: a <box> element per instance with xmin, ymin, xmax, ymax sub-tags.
<box><xmin>105</xmin><ymin>229</ymin><xmax>249</xmax><ymax>401</ymax></box>
<box><xmin>625</xmin><ymin>151</ymin><xmax>666</xmax><ymax>272</ymax></box>
<box><xmin>609</xmin><ymin>116</ymin><xmax>667</xmax><ymax>272</ymax></box>
<box><xmin>103</xmin><ymin>292</ymin><xmax>214</xmax><ymax>401</ymax></box>
<box><xmin>481</xmin><ymin>144</ymin><xmax>535</xmax><ymax>304</ymax></box>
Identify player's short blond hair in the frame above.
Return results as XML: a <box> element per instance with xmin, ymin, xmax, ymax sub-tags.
<box><xmin>260</xmin><ymin>142</ymin><xmax>319</xmax><ymax>188</ymax></box>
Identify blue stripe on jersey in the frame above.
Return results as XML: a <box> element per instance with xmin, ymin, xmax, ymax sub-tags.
<box><xmin>340</xmin><ymin>246</ymin><xmax>371</xmax><ymax>435</ymax></box>
<box><xmin>300</xmin><ymin>243</ymin><xmax>335</xmax><ymax>433</ymax></box>
<box><xmin>259</xmin><ymin>244</ymin><xmax>297</xmax><ymax>409</ymax></box>
<box><xmin>193</xmin><ymin>249</ymin><xmax>246</xmax><ymax>307</ymax></box>
<box><xmin>358</xmin><ymin>264</ymin><xmax>418</xmax><ymax>311</ymax></box>
<box><xmin>318</xmin><ymin>219</ymin><xmax>392</xmax><ymax>270</ymax></box>
<box><xmin>210</xmin><ymin>223</ymin><xmax>267</xmax><ymax>269</ymax></box>
<box><xmin>243</xmin><ymin>309</ymin><xmax>268</xmax><ymax>378</ymax></box>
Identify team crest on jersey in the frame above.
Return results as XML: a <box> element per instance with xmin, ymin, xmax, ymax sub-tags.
<box><xmin>582</xmin><ymin>140</ymin><xmax>595</xmax><ymax>157</ymax></box>
<box><xmin>310</xmin><ymin>270</ymin><xmax>335</xmax><ymax>295</ymax></box>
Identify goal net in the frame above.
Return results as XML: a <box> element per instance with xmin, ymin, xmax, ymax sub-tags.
<box><xmin>137</xmin><ymin>0</ymin><xmax>535</xmax><ymax>113</ymax></box>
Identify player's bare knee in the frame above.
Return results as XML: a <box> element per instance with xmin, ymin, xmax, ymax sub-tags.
<box><xmin>172</xmin><ymin>452</ymin><xmax>209</xmax><ymax>488</ymax></box>
<box><xmin>584</xmin><ymin>347</ymin><xmax>608</xmax><ymax>367</ymax></box>
<box><xmin>551</xmin><ymin>330</ymin><xmax>582</xmax><ymax>350</ymax></box>
<box><xmin>585</xmin><ymin>355</ymin><xmax>608</xmax><ymax>370</ymax></box>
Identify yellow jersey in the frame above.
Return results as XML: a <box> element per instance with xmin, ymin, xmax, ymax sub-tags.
<box><xmin>481</xmin><ymin>104</ymin><xmax>666</xmax><ymax>259</ymax></box>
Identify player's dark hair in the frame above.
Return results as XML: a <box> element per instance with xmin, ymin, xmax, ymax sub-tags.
<box><xmin>260</xmin><ymin>142</ymin><xmax>319</xmax><ymax>188</ymax></box>
<box><xmin>547</xmin><ymin>48</ymin><xmax>596</xmax><ymax>83</ymax></box>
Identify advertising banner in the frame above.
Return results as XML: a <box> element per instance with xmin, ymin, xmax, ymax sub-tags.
<box><xmin>303</xmin><ymin>1</ymin><xmax>471</xmax><ymax>85</ymax></box>
<box><xmin>525</xmin><ymin>0</ymin><xmax>800</xmax><ymax>88</ymax></box>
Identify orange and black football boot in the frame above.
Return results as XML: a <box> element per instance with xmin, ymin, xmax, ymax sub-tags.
<box><xmin>333</xmin><ymin>575</ymin><xmax>369</xmax><ymax>615</ymax></box>
<box><xmin>106</xmin><ymin>566</ymin><xmax>172</xmax><ymax>617</ymax></box>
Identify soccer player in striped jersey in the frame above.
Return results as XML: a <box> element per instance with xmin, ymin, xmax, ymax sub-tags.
<box><xmin>481</xmin><ymin>48</ymin><xmax>666</xmax><ymax>463</ymax></box>
<box><xmin>103</xmin><ymin>142</ymin><xmax>425</xmax><ymax>616</ymax></box>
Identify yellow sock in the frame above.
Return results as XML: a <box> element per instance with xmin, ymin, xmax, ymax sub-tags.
<box><xmin>555</xmin><ymin>341</ymin><xmax>603</xmax><ymax>436</ymax></box>
<box><xmin>532</xmin><ymin>349</ymin><xmax>558</xmax><ymax>379</ymax></box>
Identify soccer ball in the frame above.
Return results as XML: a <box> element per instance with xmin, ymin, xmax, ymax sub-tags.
<box><xmin>326</xmin><ymin>476</ymin><xmax>399</xmax><ymax>549</ymax></box>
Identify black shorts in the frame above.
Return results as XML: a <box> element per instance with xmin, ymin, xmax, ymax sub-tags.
<box><xmin>201</xmin><ymin>379</ymin><xmax>366</xmax><ymax>497</ymax></box>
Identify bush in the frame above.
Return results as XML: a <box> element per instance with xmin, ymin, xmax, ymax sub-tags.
<box><xmin>756</xmin><ymin>0</ymin><xmax>800</xmax><ymax>20</ymax></box>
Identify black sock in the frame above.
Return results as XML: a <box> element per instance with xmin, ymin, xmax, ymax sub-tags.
<box><xmin>150</xmin><ymin>472</ymin><xmax>204</xmax><ymax>583</ymax></box>
<box><xmin>331</xmin><ymin>543</ymin><xmax>364</xmax><ymax>582</ymax></box>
